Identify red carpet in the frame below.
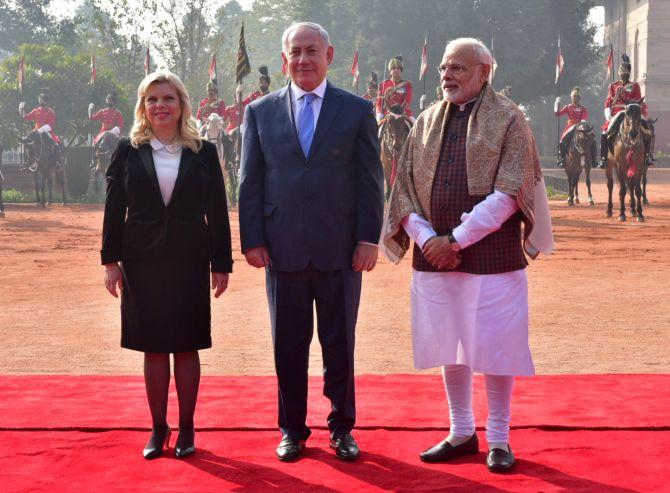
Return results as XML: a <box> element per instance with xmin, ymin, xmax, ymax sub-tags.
<box><xmin>0</xmin><ymin>374</ymin><xmax>668</xmax><ymax>492</ymax></box>
<box><xmin>1</xmin><ymin>374</ymin><xmax>669</xmax><ymax>430</ymax></box>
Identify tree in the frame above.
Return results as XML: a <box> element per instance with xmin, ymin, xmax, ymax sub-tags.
<box><xmin>0</xmin><ymin>0</ymin><xmax>78</xmax><ymax>54</ymax></box>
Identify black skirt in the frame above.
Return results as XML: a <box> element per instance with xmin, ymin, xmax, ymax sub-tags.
<box><xmin>119</xmin><ymin>258</ymin><xmax>211</xmax><ymax>353</ymax></box>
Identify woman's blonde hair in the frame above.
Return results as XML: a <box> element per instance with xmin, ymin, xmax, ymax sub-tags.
<box><xmin>130</xmin><ymin>70</ymin><xmax>202</xmax><ymax>152</ymax></box>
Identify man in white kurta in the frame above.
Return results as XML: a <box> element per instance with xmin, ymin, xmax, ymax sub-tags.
<box><xmin>382</xmin><ymin>38</ymin><xmax>553</xmax><ymax>473</ymax></box>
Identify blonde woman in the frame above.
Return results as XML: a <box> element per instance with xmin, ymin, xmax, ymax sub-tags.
<box><xmin>101</xmin><ymin>71</ymin><xmax>232</xmax><ymax>459</ymax></box>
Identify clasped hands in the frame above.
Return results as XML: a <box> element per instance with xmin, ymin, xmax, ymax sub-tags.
<box><xmin>103</xmin><ymin>263</ymin><xmax>229</xmax><ymax>298</ymax></box>
<box><xmin>244</xmin><ymin>244</ymin><xmax>378</xmax><ymax>272</ymax></box>
<box><xmin>422</xmin><ymin>235</ymin><xmax>462</xmax><ymax>271</ymax></box>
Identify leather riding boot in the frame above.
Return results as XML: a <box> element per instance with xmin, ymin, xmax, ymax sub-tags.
<box><xmin>598</xmin><ymin>133</ymin><xmax>608</xmax><ymax>169</ymax></box>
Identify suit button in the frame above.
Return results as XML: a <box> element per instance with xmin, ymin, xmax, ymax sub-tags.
<box><xmin>448</xmin><ymin>156</ymin><xmax>455</xmax><ymax>164</ymax></box>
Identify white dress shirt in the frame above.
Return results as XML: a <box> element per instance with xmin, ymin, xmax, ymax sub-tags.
<box><xmin>150</xmin><ymin>137</ymin><xmax>182</xmax><ymax>206</ymax></box>
<box><xmin>401</xmin><ymin>189</ymin><xmax>520</xmax><ymax>250</ymax></box>
<box><xmin>289</xmin><ymin>78</ymin><xmax>328</xmax><ymax>132</ymax></box>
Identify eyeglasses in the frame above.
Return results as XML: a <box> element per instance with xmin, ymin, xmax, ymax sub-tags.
<box><xmin>437</xmin><ymin>63</ymin><xmax>485</xmax><ymax>75</ymax></box>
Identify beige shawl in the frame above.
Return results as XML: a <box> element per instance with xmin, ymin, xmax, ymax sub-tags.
<box><xmin>382</xmin><ymin>83</ymin><xmax>551</xmax><ymax>263</ymax></box>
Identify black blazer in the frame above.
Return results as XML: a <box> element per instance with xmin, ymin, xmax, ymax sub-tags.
<box><xmin>101</xmin><ymin>138</ymin><xmax>233</xmax><ymax>272</ymax></box>
<box><xmin>239</xmin><ymin>82</ymin><xmax>384</xmax><ymax>271</ymax></box>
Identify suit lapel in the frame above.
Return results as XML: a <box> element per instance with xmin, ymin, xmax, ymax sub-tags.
<box><xmin>308</xmin><ymin>83</ymin><xmax>343</xmax><ymax>160</ymax></box>
<box><xmin>276</xmin><ymin>85</ymin><xmax>303</xmax><ymax>158</ymax></box>
<box><xmin>168</xmin><ymin>147</ymin><xmax>195</xmax><ymax>207</ymax></box>
<box><xmin>137</xmin><ymin>144</ymin><xmax>164</xmax><ymax>204</ymax></box>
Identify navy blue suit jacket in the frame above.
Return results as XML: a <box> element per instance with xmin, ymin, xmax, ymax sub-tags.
<box><xmin>239</xmin><ymin>82</ymin><xmax>384</xmax><ymax>271</ymax></box>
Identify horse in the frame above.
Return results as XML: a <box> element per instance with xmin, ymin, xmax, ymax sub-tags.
<box><xmin>606</xmin><ymin>102</ymin><xmax>646</xmax><ymax>222</ymax></box>
<box><xmin>201</xmin><ymin>114</ymin><xmax>238</xmax><ymax>207</ymax></box>
<box><xmin>379</xmin><ymin>104</ymin><xmax>412</xmax><ymax>200</ymax></box>
<box><xmin>21</xmin><ymin>130</ymin><xmax>66</xmax><ymax>207</ymax></box>
<box><xmin>564</xmin><ymin>121</ymin><xmax>596</xmax><ymax>206</ymax></box>
<box><xmin>92</xmin><ymin>131</ymin><xmax>120</xmax><ymax>193</ymax></box>
<box><xmin>0</xmin><ymin>138</ymin><xmax>5</xmax><ymax>217</ymax></box>
<box><xmin>641</xmin><ymin>117</ymin><xmax>657</xmax><ymax>205</ymax></box>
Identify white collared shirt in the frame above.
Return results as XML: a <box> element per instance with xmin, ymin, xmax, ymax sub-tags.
<box><xmin>289</xmin><ymin>78</ymin><xmax>328</xmax><ymax>133</ymax></box>
<box><xmin>150</xmin><ymin>137</ymin><xmax>183</xmax><ymax>206</ymax></box>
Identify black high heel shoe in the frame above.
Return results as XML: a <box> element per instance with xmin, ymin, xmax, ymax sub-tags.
<box><xmin>175</xmin><ymin>428</ymin><xmax>195</xmax><ymax>459</ymax></box>
<box><xmin>143</xmin><ymin>425</ymin><xmax>172</xmax><ymax>460</ymax></box>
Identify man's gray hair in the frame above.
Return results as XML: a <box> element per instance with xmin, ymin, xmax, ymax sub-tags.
<box><xmin>444</xmin><ymin>37</ymin><xmax>493</xmax><ymax>66</ymax></box>
<box><xmin>444</xmin><ymin>37</ymin><xmax>494</xmax><ymax>81</ymax></box>
<box><xmin>282</xmin><ymin>22</ymin><xmax>331</xmax><ymax>53</ymax></box>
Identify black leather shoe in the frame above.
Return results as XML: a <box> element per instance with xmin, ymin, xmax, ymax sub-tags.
<box><xmin>329</xmin><ymin>433</ymin><xmax>360</xmax><ymax>461</ymax></box>
<box><xmin>419</xmin><ymin>434</ymin><xmax>479</xmax><ymax>463</ymax></box>
<box><xmin>143</xmin><ymin>425</ymin><xmax>171</xmax><ymax>460</ymax></box>
<box><xmin>487</xmin><ymin>446</ymin><xmax>515</xmax><ymax>473</ymax></box>
<box><xmin>174</xmin><ymin>428</ymin><xmax>195</xmax><ymax>459</ymax></box>
<box><xmin>276</xmin><ymin>436</ymin><xmax>305</xmax><ymax>462</ymax></box>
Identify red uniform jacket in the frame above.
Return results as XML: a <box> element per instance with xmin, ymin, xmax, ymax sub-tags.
<box><xmin>556</xmin><ymin>103</ymin><xmax>589</xmax><ymax>139</ymax></box>
<box><xmin>242</xmin><ymin>90</ymin><xmax>268</xmax><ymax>107</ymax></box>
<box><xmin>223</xmin><ymin>104</ymin><xmax>240</xmax><ymax>133</ymax></box>
<box><xmin>91</xmin><ymin>107</ymin><xmax>124</xmax><ymax>144</ymax></box>
<box><xmin>24</xmin><ymin>106</ymin><xmax>59</xmax><ymax>143</ymax></box>
<box><xmin>376</xmin><ymin>79</ymin><xmax>413</xmax><ymax>117</ymax></box>
<box><xmin>602</xmin><ymin>81</ymin><xmax>648</xmax><ymax>130</ymax></box>
<box><xmin>196</xmin><ymin>97</ymin><xmax>226</xmax><ymax>122</ymax></box>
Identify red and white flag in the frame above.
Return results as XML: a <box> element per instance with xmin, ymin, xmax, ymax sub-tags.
<box><xmin>90</xmin><ymin>52</ymin><xmax>97</xmax><ymax>86</ymax></box>
<box><xmin>18</xmin><ymin>55</ymin><xmax>25</xmax><ymax>95</ymax></box>
<box><xmin>555</xmin><ymin>35</ymin><xmax>564</xmax><ymax>84</ymax></box>
<box><xmin>208</xmin><ymin>53</ymin><xmax>217</xmax><ymax>83</ymax></box>
<box><xmin>144</xmin><ymin>47</ymin><xmax>151</xmax><ymax>76</ymax></box>
<box><xmin>350</xmin><ymin>48</ymin><xmax>359</xmax><ymax>87</ymax></box>
<box><xmin>605</xmin><ymin>43</ymin><xmax>613</xmax><ymax>81</ymax></box>
<box><xmin>419</xmin><ymin>35</ymin><xmax>428</xmax><ymax>80</ymax></box>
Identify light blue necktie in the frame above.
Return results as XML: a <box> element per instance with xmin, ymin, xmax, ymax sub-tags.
<box><xmin>298</xmin><ymin>93</ymin><xmax>315</xmax><ymax>157</ymax></box>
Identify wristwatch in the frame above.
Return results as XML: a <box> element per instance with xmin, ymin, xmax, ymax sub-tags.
<box><xmin>447</xmin><ymin>233</ymin><xmax>461</xmax><ymax>252</ymax></box>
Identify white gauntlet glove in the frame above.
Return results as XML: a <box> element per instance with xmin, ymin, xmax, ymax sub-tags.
<box><xmin>88</xmin><ymin>102</ymin><xmax>95</xmax><ymax>117</ymax></box>
<box><xmin>18</xmin><ymin>101</ymin><xmax>25</xmax><ymax>116</ymax></box>
<box><xmin>553</xmin><ymin>97</ymin><xmax>561</xmax><ymax>113</ymax></box>
<box><xmin>419</xmin><ymin>94</ymin><xmax>427</xmax><ymax>111</ymax></box>
<box><xmin>604</xmin><ymin>107</ymin><xmax>612</xmax><ymax>121</ymax></box>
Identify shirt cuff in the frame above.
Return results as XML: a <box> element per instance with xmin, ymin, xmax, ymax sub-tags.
<box><xmin>357</xmin><ymin>241</ymin><xmax>378</xmax><ymax>247</ymax></box>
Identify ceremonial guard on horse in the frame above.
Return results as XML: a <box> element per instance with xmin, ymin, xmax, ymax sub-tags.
<box><xmin>554</xmin><ymin>87</ymin><xmax>594</xmax><ymax>168</ymax></box>
<box><xmin>377</xmin><ymin>55</ymin><xmax>415</xmax><ymax>123</ymax></box>
<box><xmin>19</xmin><ymin>91</ymin><xmax>60</xmax><ymax>147</ymax></box>
<box><xmin>196</xmin><ymin>80</ymin><xmax>226</xmax><ymax>126</ymax></box>
<box><xmin>598</xmin><ymin>54</ymin><xmax>653</xmax><ymax>168</ymax></box>
<box><xmin>18</xmin><ymin>91</ymin><xmax>65</xmax><ymax>205</ymax></box>
<box><xmin>242</xmin><ymin>66</ymin><xmax>271</xmax><ymax>106</ymax></box>
<box><xmin>362</xmin><ymin>72</ymin><xmax>378</xmax><ymax>101</ymax></box>
<box><xmin>89</xmin><ymin>93</ymin><xmax>123</xmax><ymax>145</ymax></box>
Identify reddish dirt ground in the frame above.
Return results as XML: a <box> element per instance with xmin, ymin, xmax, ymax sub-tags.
<box><xmin>1</xmin><ymin>170</ymin><xmax>669</xmax><ymax>375</ymax></box>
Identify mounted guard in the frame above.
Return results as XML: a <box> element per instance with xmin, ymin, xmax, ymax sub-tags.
<box><xmin>362</xmin><ymin>72</ymin><xmax>378</xmax><ymax>101</ymax></box>
<box><xmin>598</xmin><ymin>54</ymin><xmax>653</xmax><ymax>168</ymax></box>
<box><xmin>89</xmin><ymin>93</ymin><xmax>123</xmax><ymax>145</ymax></box>
<box><xmin>242</xmin><ymin>65</ymin><xmax>271</xmax><ymax>106</ymax></box>
<box><xmin>554</xmin><ymin>86</ymin><xmax>594</xmax><ymax>168</ymax></box>
<box><xmin>377</xmin><ymin>55</ymin><xmax>415</xmax><ymax>123</ymax></box>
<box><xmin>196</xmin><ymin>80</ymin><xmax>226</xmax><ymax>127</ymax></box>
<box><xmin>19</xmin><ymin>90</ymin><xmax>60</xmax><ymax>147</ymax></box>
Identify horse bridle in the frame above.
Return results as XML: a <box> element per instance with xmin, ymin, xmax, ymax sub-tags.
<box><xmin>619</xmin><ymin>114</ymin><xmax>641</xmax><ymax>150</ymax></box>
<box><xmin>382</xmin><ymin>116</ymin><xmax>410</xmax><ymax>155</ymax></box>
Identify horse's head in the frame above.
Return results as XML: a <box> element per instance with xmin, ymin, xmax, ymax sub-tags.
<box><xmin>573</xmin><ymin>121</ymin><xmax>594</xmax><ymax>155</ymax></box>
<box><xmin>624</xmin><ymin>102</ymin><xmax>643</xmax><ymax>139</ymax></box>
<box><xmin>383</xmin><ymin>112</ymin><xmax>411</xmax><ymax>152</ymax></box>
<box><xmin>22</xmin><ymin>130</ymin><xmax>43</xmax><ymax>165</ymax></box>
<box><xmin>204</xmin><ymin>114</ymin><xmax>224</xmax><ymax>140</ymax></box>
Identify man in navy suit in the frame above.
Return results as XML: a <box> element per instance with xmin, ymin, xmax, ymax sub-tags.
<box><xmin>239</xmin><ymin>22</ymin><xmax>384</xmax><ymax>462</ymax></box>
